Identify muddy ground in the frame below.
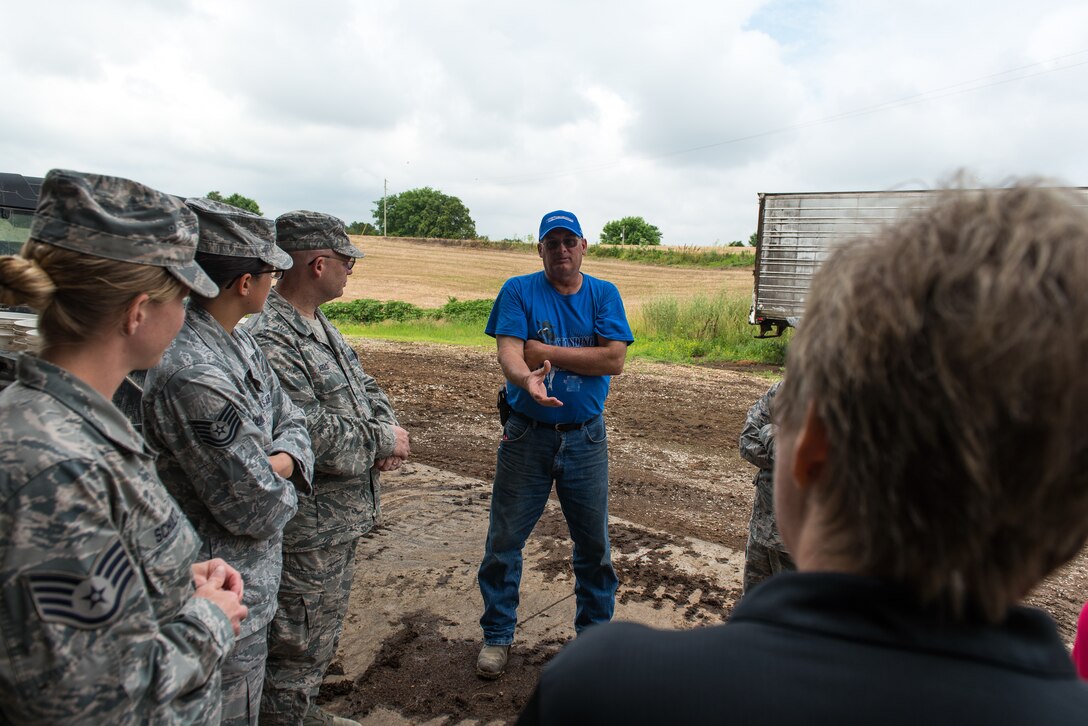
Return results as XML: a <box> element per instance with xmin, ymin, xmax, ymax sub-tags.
<box><xmin>317</xmin><ymin>338</ymin><xmax>1088</xmax><ymax>725</ymax></box>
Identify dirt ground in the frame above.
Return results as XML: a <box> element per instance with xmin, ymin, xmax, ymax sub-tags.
<box><xmin>317</xmin><ymin>338</ymin><xmax>1088</xmax><ymax>725</ymax></box>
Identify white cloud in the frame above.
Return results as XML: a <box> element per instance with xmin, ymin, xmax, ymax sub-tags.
<box><xmin>3</xmin><ymin>0</ymin><xmax>1087</xmax><ymax>246</ymax></box>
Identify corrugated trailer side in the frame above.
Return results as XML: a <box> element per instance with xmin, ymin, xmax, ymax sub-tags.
<box><xmin>748</xmin><ymin>187</ymin><xmax>1088</xmax><ymax>336</ymax></box>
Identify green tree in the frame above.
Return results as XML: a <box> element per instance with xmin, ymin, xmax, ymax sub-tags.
<box><xmin>599</xmin><ymin>216</ymin><xmax>662</xmax><ymax>246</ymax></box>
<box><xmin>373</xmin><ymin>187</ymin><xmax>477</xmax><ymax>239</ymax></box>
<box><xmin>206</xmin><ymin>190</ymin><xmax>262</xmax><ymax>215</ymax></box>
<box><xmin>346</xmin><ymin>220</ymin><xmax>380</xmax><ymax>235</ymax></box>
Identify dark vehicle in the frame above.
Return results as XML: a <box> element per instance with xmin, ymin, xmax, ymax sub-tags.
<box><xmin>0</xmin><ymin>173</ymin><xmax>42</xmax><ymax>256</ymax></box>
<box><xmin>0</xmin><ymin>174</ymin><xmax>42</xmax><ymax>387</ymax></box>
<box><xmin>0</xmin><ymin>173</ymin><xmax>153</xmax><ymax>423</ymax></box>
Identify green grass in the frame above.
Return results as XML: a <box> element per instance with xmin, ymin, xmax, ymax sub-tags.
<box><xmin>328</xmin><ymin>289</ymin><xmax>789</xmax><ymax>367</ymax></box>
<box><xmin>337</xmin><ymin>318</ymin><xmax>493</xmax><ymax>347</ymax></box>
<box><xmin>322</xmin><ymin>296</ymin><xmax>493</xmax><ymax>325</ymax></box>
<box><xmin>323</xmin><ymin>296</ymin><xmax>494</xmax><ymax>346</ymax></box>
<box><xmin>632</xmin><ymin>290</ymin><xmax>790</xmax><ymax>366</ymax></box>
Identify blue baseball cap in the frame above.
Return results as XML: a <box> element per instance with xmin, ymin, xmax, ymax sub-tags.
<box><xmin>539</xmin><ymin>210</ymin><xmax>583</xmax><ymax>240</ymax></box>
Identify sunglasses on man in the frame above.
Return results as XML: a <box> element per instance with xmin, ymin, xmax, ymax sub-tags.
<box><xmin>541</xmin><ymin>236</ymin><xmax>582</xmax><ymax>251</ymax></box>
<box><xmin>309</xmin><ymin>254</ymin><xmax>356</xmax><ymax>270</ymax></box>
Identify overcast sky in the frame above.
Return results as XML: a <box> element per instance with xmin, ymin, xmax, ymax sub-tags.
<box><xmin>4</xmin><ymin>0</ymin><xmax>1087</xmax><ymax>245</ymax></box>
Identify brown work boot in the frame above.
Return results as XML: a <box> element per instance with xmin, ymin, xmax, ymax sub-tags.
<box><xmin>302</xmin><ymin>703</ymin><xmax>361</xmax><ymax>726</ymax></box>
<box><xmin>476</xmin><ymin>644</ymin><xmax>511</xmax><ymax>679</ymax></box>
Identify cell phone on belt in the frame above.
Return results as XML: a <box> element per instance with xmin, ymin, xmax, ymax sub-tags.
<box><xmin>497</xmin><ymin>387</ymin><xmax>512</xmax><ymax>426</ymax></box>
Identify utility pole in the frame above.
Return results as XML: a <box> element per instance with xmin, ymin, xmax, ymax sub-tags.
<box><xmin>383</xmin><ymin>178</ymin><xmax>388</xmax><ymax>236</ymax></box>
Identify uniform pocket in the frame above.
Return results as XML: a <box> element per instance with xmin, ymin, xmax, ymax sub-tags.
<box><xmin>138</xmin><ymin>515</ymin><xmax>199</xmax><ymax>600</ymax></box>
<box><xmin>305</xmin><ymin>352</ymin><xmax>353</xmax><ymax>410</ymax></box>
<box><xmin>267</xmin><ymin>591</ymin><xmax>322</xmax><ymax>660</ymax></box>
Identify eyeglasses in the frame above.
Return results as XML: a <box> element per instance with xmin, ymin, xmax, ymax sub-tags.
<box><xmin>225</xmin><ymin>268</ymin><xmax>283</xmax><ymax>289</ymax></box>
<box><xmin>252</xmin><ymin>269</ymin><xmax>285</xmax><ymax>280</ymax></box>
<box><xmin>308</xmin><ymin>255</ymin><xmax>356</xmax><ymax>270</ymax></box>
<box><xmin>541</xmin><ymin>236</ymin><xmax>582</xmax><ymax>251</ymax></box>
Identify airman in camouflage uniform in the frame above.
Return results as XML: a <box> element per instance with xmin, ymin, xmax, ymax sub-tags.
<box><xmin>738</xmin><ymin>380</ymin><xmax>795</xmax><ymax>593</ymax></box>
<box><xmin>246</xmin><ymin>210</ymin><xmax>409</xmax><ymax>726</ymax></box>
<box><xmin>142</xmin><ymin>198</ymin><xmax>315</xmax><ymax>725</ymax></box>
<box><xmin>0</xmin><ymin>169</ymin><xmax>243</xmax><ymax>723</ymax></box>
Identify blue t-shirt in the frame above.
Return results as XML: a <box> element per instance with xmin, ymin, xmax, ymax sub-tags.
<box><xmin>485</xmin><ymin>271</ymin><xmax>634</xmax><ymax>424</ymax></box>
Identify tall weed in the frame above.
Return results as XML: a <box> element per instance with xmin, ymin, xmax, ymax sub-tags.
<box><xmin>635</xmin><ymin>290</ymin><xmax>790</xmax><ymax>365</ymax></box>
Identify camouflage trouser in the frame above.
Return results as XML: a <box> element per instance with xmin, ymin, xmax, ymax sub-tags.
<box><xmin>742</xmin><ymin>536</ymin><xmax>796</xmax><ymax>595</ymax></box>
<box><xmin>260</xmin><ymin>539</ymin><xmax>358</xmax><ymax>725</ymax></box>
<box><xmin>222</xmin><ymin>624</ymin><xmax>269</xmax><ymax>726</ymax></box>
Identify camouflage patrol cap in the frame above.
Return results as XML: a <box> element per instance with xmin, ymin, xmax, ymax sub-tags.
<box><xmin>275</xmin><ymin>210</ymin><xmax>364</xmax><ymax>258</ymax></box>
<box><xmin>29</xmin><ymin>169</ymin><xmax>218</xmax><ymax>297</ymax></box>
<box><xmin>184</xmin><ymin>197</ymin><xmax>293</xmax><ymax>270</ymax></box>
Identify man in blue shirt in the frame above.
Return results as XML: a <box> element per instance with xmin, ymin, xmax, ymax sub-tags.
<box><xmin>476</xmin><ymin>210</ymin><xmax>633</xmax><ymax>679</ymax></box>
<box><xmin>517</xmin><ymin>185</ymin><xmax>1088</xmax><ymax>725</ymax></box>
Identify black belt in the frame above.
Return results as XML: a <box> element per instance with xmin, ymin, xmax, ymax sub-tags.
<box><xmin>512</xmin><ymin>411</ymin><xmax>599</xmax><ymax>432</ymax></box>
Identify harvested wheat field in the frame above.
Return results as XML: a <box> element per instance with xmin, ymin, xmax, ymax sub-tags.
<box><xmin>342</xmin><ymin>235</ymin><xmax>754</xmax><ymax>310</ymax></box>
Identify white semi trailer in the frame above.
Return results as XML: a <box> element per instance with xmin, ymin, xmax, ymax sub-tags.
<box><xmin>749</xmin><ymin>187</ymin><xmax>1088</xmax><ymax>337</ymax></box>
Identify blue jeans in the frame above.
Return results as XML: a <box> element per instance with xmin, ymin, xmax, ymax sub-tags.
<box><xmin>478</xmin><ymin>413</ymin><xmax>617</xmax><ymax>646</ymax></box>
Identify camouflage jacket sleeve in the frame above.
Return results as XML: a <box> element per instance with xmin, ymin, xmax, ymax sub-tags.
<box><xmin>738</xmin><ymin>381</ymin><xmax>781</xmax><ymax>472</ymax></box>
<box><xmin>359</xmin><ymin>359</ymin><xmax>400</xmax><ymax>429</ymax></box>
<box><xmin>1</xmin><ymin>461</ymin><xmax>234</xmax><ymax>724</ymax></box>
<box><xmin>266</xmin><ymin>363</ymin><xmax>316</xmax><ymax>487</ymax></box>
<box><xmin>147</xmin><ymin>367</ymin><xmax>300</xmax><ymax>540</ymax></box>
<box><xmin>257</xmin><ymin>327</ymin><xmax>397</xmax><ymax>476</ymax></box>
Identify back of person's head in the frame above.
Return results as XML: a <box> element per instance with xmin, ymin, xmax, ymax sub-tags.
<box><xmin>0</xmin><ymin>169</ymin><xmax>214</xmax><ymax>350</ymax></box>
<box><xmin>775</xmin><ymin>180</ymin><xmax>1088</xmax><ymax>622</ymax></box>
<box><xmin>0</xmin><ymin>243</ymin><xmax>185</xmax><ymax>349</ymax></box>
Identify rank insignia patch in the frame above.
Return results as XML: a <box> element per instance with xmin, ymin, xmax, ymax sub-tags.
<box><xmin>26</xmin><ymin>540</ymin><xmax>135</xmax><ymax>629</ymax></box>
<box><xmin>191</xmin><ymin>401</ymin><xmax>243</xmax><ymax>448</ymax></box>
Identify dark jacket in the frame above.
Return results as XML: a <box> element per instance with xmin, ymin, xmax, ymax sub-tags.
<box><xmin>519</xmin><ymin>572</ymin><xmax>1088</xmax><ymax>725</ymax></box>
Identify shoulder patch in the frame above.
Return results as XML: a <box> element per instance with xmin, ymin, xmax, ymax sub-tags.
<box><xmin>25</xmin><ymin>540</ymin><xmax>136</xmax><ymax>629</ymax></box>
<box><xmin>191</xmin><ymin>401</ymin><xmax>243</xmax><ymax>448</ymax></box>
